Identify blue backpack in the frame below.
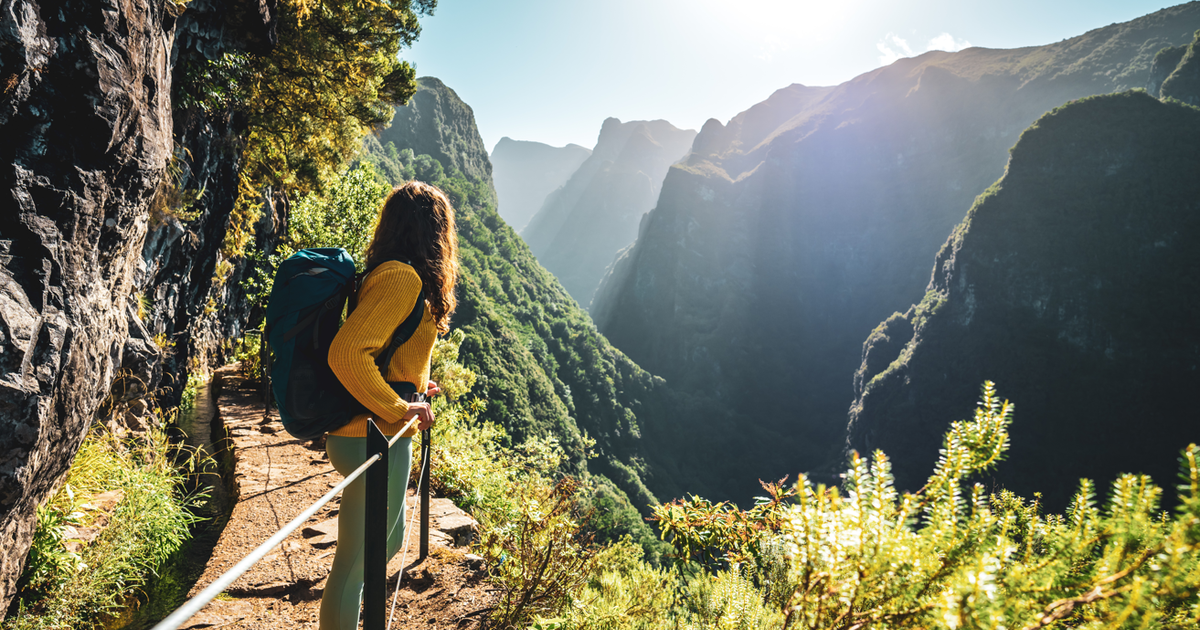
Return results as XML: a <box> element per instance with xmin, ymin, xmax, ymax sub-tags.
<box><xmin>264</xmin><ymin>248</ymin><xmax>424</xmax><ymax>440</ymax></box>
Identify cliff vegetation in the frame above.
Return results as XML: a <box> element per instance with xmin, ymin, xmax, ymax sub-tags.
<box><xmin>848</xmin><ymin>90</ymin><xmax>1200</xmax><ymax>510</ymax></box>
<box><xmin>431</xmin><ymin>365</ymin><xmax>1200</xmax><ymax>630</ymax></box>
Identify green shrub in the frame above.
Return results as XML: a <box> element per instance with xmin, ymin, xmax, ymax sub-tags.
<box><xmin>242</xmin><ymin>161</ymin><xmax>390</xmax><ymax>308</ymax></box>
<box><xmin>4</xmin><ymin>428</ymin><xmax>208</xmax><ymax>629</ymax></box>
<box><xmin>650</xmin><ymin>382</ymin><xmax>1200</xmax><ymax>630</ymax></box>
<box><xmin>284</xmin><ymin>162</ymin><xmax>389</xmax><ymax>267</ymax></box>
<box><xmin>232</xmin><ymin>330</ymin><xmax>265</xmax><ymax>381</ymax></box>
<box><xmin>560</xmin><ymin>539</ymin><xmax>676</xmax><ymax>630</ymax></box>
<box><xmin>479</xmin><ymin>477</ymin><xmax>596</xmax><ymax>629</ymax></box>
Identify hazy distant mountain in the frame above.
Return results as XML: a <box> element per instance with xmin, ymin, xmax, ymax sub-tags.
<box><xmin>591</xmin><ymin>3</ymin><xmax>1200</xmax><ymax>502</ymax></box>
<box><xmin>521</xmin><ymin>118</ymin><xmax>696</xmax><ymax>308</ymax></box>
<box><xmin>491</xmin><ymin>138</ymin><xmax>591</xmax><ymax>232</ymax></box>
<box><xmin>848</xmin><ymin>91</ymin><xmax>1200</xmax><ymax>510</ymax></box>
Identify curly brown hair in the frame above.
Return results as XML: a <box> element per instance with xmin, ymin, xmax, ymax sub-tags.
<box><xmin>365</xmin><ymin>181</ymin><xmax>459</xmax><ymax>333</ymax></box>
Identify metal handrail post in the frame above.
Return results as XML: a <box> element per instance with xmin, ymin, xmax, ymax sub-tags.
<box><xmin>364</xmin><ymin>420</ymin><xmax>388</xmax><ymax>630</ymax></box>
<box><xmin>419</xmin><ymin>427</ymin><xmax>431</xmax><ymax>561</ymax></box>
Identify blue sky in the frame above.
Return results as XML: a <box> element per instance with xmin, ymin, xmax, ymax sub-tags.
<box><xmin>402</xmin><ymin>0</ymin><xmax>1183</xmax><ymax>152</ymax></box>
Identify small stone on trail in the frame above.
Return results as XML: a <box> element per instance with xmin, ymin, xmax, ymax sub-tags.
<box><xmin>310</xmin><ymin>535</ymin><xmax>337</xmax><ymax>549</ymax></box>
<box><xmin>249</xmin><ymin>580</ymin><xmax>294</xmax><ymax>595</ymax></box>
<box><xmin>430</xmin><ymin>497</ymin><xmax>479</xmax><ymax>546</ymax></box>
<box><xmin>463</xmin><ymin>554</ymin><xmax>485</xmax><ymax>571</ymax></box>
<box><xmin>179</xmin><ymin>599</ymin><xmax>253</xmax><ymax>629</ymax></box>
<box><xmin>429</xmin><ymin>529</ymin><xmax>454</xmax><ymax>546</ymax></box>
<box><xmin>302</xmin><ymin>518</ymin><xmax>338</xmax><ymax>538</ymax></box>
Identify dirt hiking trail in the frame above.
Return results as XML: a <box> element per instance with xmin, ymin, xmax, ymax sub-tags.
<box><xmin>179</xmin><ymin>365</ymin><xmax>496</xmax><ymax>629</ymax></box>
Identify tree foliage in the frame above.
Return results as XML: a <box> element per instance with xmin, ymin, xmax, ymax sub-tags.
<box><xmin>173</xmin><ymin>0</ymin><xmax>435</xmax><ymax>259</ymax></box>
<box><xmin>284</xmin><ymin>162</ymin><xmax>389</xmax><ymax>268</ymax></box>
<box><xmin>237</xmin><ymin>0</ymin><xmax>435</xmax><ymax>195</ymax></box>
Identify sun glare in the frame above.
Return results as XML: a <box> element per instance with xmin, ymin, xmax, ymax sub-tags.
<box><xmin>694</xmin><ymin>0</ymin><xmax>860</xmax><ymax>41</ymax></box>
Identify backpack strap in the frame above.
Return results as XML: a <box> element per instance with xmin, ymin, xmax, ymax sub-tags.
<box><xmin>374</xmin><ymin>287</ymin><xmax>425</xmax><ymax>375</ymax></box>
<box><xmin>354</xmin><ymin>259</ymin><xmax>425</xmax><ymax>380</ymax></box>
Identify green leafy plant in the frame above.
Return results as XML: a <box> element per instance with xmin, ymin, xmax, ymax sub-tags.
<box><xmin>4</xmin><ymin>427</ymin><xmax>209</xmax><ymax>629</ymax></box>
<box><xmin>648</xmin><ymin>382</ymin><xmax>1200</xmax><ymax>630</ymax></box>
<box><xmin>22</xmin><ymin>491</ymin><xmax>86</xmax><ymax>596</ymax></box>
<box><xmin>479</xmin><ymin>476</ymin><xmax>596</xmax><ymax>629</ymax></box>
<box><xmin>232</xmin><ymin>331</ymin><xmax>265</xmax><ymax>381</ymax></box>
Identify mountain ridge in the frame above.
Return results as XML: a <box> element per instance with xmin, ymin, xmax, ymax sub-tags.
<box><xmin>490</xmin><ymin>137</ymin><xmax>591</xmax><ymax>232</ymax></box>
<box><xmin>593</xmin><ymin>2</ymin><xmax>1200</xmax><ymax>502</ymax></box>
<box><xmin>847</xmin><ymin>90</ymin><xmax>1200</xmax><ymax>509</ymax></box>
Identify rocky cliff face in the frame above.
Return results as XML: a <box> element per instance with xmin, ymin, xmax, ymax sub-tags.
<box><xmin>847</xmin><ymin>91</ymin><xmax>1200</xmax><ymax>509</ymax></box>
<box><xmin>522</xmin><ymin>118</ymin><xmax>695</xmax><ymax>309</ymax></box>
<box><xmin>0</xmin><ymin>0</ymin><xmax>175</xmax><ymax>608</ymax></box>
<box><xmin>592</xmin><ymin>4</ymin><xmax>1200</xmax><ymax>502</ymax></box>
<box><xmin>135</xmin><ymin>0</ymin><xmax>284</xmax><ymax>403</ymax></box>
<box><xmin>377</xmin><ymin>77</ymin><xmax>494</xmax><ymax>185</ymax></box>
<box><xmin>0</xmin><ymin>0</ymin><xmax>284</xmax><ymax>611</ymax></box>
<box><xmin>490</xmin><ymin>138</ymin><xmax>591</xmax><ymax>233</ymax></box>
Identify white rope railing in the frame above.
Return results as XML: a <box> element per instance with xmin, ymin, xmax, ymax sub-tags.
<box><xmin>152</xmin><ymin>417</ymin><xmax>423</xmax><ymax>630</ymax></box>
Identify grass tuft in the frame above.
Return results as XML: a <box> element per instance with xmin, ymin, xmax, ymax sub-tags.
<box><xmin>3</xmin><ymin>425</ymin><xmax>209</xmax><ymax>629</ymax></box>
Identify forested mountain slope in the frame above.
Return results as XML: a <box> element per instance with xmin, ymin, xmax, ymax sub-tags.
<box><xmin>592</xmin><ymin>3</ymin><xmax>1200</xmax><ymax>502</ymax></box>
<box><xmin>363</xmin><ymin>78</ymin><xmax>685</xmax><ymax>536</ymax></box>
<box><xmin>521</xmin><ymin>118</ymin><xmax>695</xmax><ymax>308</ymax></box>
<box><xmin>490</xmin><ymin>138</ymin><xmax>591</xmax><ymax>232</ymax></box>
<box><xmin>847</xmin><ymin>91</ymin><xmax>1200</xmax><ymax>510</ymax></box>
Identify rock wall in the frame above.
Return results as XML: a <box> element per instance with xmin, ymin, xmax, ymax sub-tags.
<box><xmin>133</xmin><ymin>0</ymin><xmax>281</xmax><ymax>408</ymax></box>
<box><xmin>0</xmin><ymin>0</ymin><xmax>177</xmax><ymax>609</ymax></box>
<box><xmin>0</xmin><ymin>0</ymin><xmax>285</xmax><ymax>612</ymax></box>
<box><xmin>847</xmin><ymin>92</ymin><xmax>1200</xmax><ymax>510</ymax></box>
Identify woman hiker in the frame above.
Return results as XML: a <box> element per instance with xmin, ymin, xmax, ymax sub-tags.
<box><xmin>321</xmin><ymin>181</ymin><xmax>460</xmax><ymax>629</ymax></box>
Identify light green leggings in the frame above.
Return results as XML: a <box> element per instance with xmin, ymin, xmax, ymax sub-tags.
<box><xmin>320</xmin><ymin>434</ymin><xmax>413</xmax><ymax>630</ymax></box>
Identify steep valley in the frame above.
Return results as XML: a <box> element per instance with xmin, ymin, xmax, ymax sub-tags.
<box><xmin>591</xmin><ymin>3</ymin><xmax>1200</xmax><ymax>502</ymax></box>
<box><xmin>521</xmin><ymin>118</ymin><xmax>696</xmax><ymax>309</ymax></box>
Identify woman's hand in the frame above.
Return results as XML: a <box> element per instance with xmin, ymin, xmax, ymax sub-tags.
<box><xmin>402</xmin><ymin>402</ymin><xmax>435</xmax><ymax>431</ymax></box>
<box><xmin>425</xmin><ymin>380</ymin><xmax>441</xmax><ymax>398</ymax></box>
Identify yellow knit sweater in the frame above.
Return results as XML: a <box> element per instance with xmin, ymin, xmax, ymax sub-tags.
<box><xmin>327</xmin><ymin>261</ymin><xmax>437</xmax><ymax>437</ymax></box>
